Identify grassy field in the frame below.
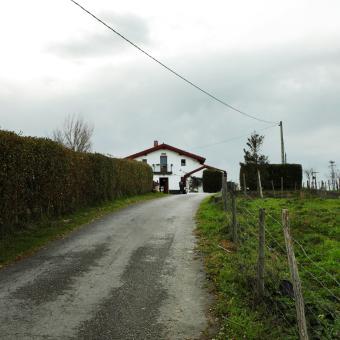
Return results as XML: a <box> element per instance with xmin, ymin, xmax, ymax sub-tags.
<box><xmin>196</xmin><ymin>194</ymin><xmax>339</xmax><ymax>339</ymax></box>
<box><xmin>0</xmin><ymin>192</ymin><xmax>165</xmax><ymax>268</ymax></box>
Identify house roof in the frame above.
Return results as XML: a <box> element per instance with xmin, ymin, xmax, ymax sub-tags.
<box><xmin>125</xmin><ymin>143</ymin><xmax>206</xmax><ymax>164</ymax></box>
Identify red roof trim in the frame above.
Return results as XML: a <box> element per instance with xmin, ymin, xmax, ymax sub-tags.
<box><xmin>125</xmin><ymin>143</ymin><xmax>206</xmax><ymax>164</ymax></box>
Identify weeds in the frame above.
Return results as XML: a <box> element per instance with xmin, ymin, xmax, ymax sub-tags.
<box><xmin>196</xmin><ymin>195</ymin><xmax>339</xmax><ymax>339</ymax></box>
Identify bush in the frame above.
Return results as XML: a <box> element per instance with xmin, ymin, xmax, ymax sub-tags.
<box><xmin>240</xmin><ymin>163</ymin><xmax>302</xmax><ymax>191</ymax></box>
<box><xmin>203</xmin><ymin>169</ymin><xmax>222</xmax><ymax>193</ymax></box>
<box><xmin>0</xmin><ymin>130</ymin><xmax>153</xmax><ymax>233</ymax></box>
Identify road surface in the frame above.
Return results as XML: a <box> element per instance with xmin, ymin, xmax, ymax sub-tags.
<box><xmin>0</xmin><ymin>194</ymin><xmax>211</xmax><ymax>339</ymax></box>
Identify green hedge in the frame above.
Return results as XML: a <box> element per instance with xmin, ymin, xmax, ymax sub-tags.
<box><xmin>240</xmin><ymin>163</ymin><xmax>302</xmax><ymax>191</ymax></box>
<box><xmin>203</xmin><ymin>169</ymin><xmax>222</xmax><ymax>193</ymax></box>
<box><xmin>0</xmin><ymin>130</ymin><xmax>153</xmax><ymax>232</ymax></box>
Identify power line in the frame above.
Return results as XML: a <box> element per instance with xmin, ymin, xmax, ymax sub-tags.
<box><xmin>68</xmin><ymin>0</ymin><xmax>278</xmax><ymax>125</ymax></box>
<box><xmin>191</xmin><ymin>124</ymin><xmax>277</xmax><ymax>150</ymax></box>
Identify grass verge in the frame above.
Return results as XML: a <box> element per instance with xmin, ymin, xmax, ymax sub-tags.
<box><xmin>196</xmin><ymin>195</ymin><xmax>339</xmax><ymax>339</ymax></box>
<box><xmin>0</xmin><ymin>192</ymin><xmax>165</xmax><ymax>268</ymax></box>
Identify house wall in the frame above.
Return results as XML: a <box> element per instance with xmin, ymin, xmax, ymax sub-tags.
<box><xmin>134</xmin><ymin>149</ymin><xmax>203</xmax><ymax>192</ymax></box>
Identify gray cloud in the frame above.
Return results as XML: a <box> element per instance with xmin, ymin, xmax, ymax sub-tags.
<box><xmin>47</xmin><ymin>12</ymin><xmax>150</xmax><ymax>58</ymax></box>
<box><xmin>2</xmin><ymin>39</ymin><xmax>340</xmax><ymax>181</ymax></box>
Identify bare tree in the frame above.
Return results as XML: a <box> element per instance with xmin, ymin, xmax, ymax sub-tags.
<box><xmin>328</xmin><ymin>161</ymin><xmax>337</xmax><ymax>191</ymax></box>
<box><xmin>304</xmin><ymin>168</ymin><xmax>313</xmax><ymax>183</ymax></box>
<box><xmin>53</xmin><ymin>114</ymin><xmax>94</xmax><ymax>152</ymax></box>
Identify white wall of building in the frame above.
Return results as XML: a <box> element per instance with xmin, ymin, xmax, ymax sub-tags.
<box><xmin>134</xmin><ymin>149</ymin><xmax>203</xmax><ymax>192</ymax></box>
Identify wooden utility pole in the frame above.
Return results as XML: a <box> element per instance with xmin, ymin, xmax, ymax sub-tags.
<box><xmin>222</xmin><ymin>172</ymin><xmax>227</xmax><ymax>212</ymax></box>
<box><xmin>279</xmin><ymin>121</ymin><xmax>285</xmax><ymax>164</ymax></box>
<box><xmin>257</xmin><ymin>169</ymin><xmax>263</xmax><ymax>198</ymax></box>
<box><xmin>257</xmin><ymin>208</ymin><xmax>266</xmax><ymax>298</ymax></box>
<box><xmin>282</xmin><ymin>209</ymin><xmax>309</xmax><ymax>340</ymax></box>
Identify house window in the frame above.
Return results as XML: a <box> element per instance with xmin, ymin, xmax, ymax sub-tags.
<box><xmin>160</xmin><ymin>155</ymin><xmax>168</xmax><ymax>173</ymax></box>
<box><xmin>181</xmin><ymin>159</ymin><xmax>186</xmax><ymax>166</ymax></box>
<box><xmin>142</xmin><ymin>159</ymin><xmax>147</xmax><ymax>163</ymax></box>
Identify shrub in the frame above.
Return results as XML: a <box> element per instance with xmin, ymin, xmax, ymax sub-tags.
<box><xmin>0</xmin><ymin>130</ymin><xmax>153</xmax><ymax>232</ymax></box>
<box><xmin>203</xmin><ymin>169</ymin><xmax>222</xmax><ymax>193</ymax></box>
<box><xmin>240</xmin><ymin>163</ymin><xmax>302</xmax><ymax>191</ymax></box>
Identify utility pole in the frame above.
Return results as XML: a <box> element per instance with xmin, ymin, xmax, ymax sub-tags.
<box><xmin>279</xmin><ymin>121</ymin><xmax>285</xmax><ymax>164</ymax></box>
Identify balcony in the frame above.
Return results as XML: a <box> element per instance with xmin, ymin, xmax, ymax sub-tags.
<box><xmin>152</xmin><ymin>164</ymin><xmax>173</xmax><ymax>175</ymax></box>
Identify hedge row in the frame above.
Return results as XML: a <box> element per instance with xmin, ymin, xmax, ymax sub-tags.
<box><xmin>239</xmin><ymin>163</ymin><xmax>303</xmax><ymax>191</ymax></box>
<box><xmin>0</xmin><ymin>130</ymin><xmax>153</xmax><ymax>232</ymax></box>
<box><xmin>203</xmin><ymin>169</ymin><xmax>222</xmax><ymax>193</ymax></box>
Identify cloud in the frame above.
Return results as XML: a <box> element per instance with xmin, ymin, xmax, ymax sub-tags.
<box><xmin>2</xmin><ymin>38</ymin><xmax>340</xmax><ymax>181</ymax></box>
<box><xmin>47</xmin><ymin>12</ymin><xmax>150</xmax><ymax>58</ymax></box>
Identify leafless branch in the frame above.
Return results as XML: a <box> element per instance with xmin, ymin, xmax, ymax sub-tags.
<box><xmin>52</xmin><ymin>114</ymin><xmax>94</xmax><ymax>152</ymax></box>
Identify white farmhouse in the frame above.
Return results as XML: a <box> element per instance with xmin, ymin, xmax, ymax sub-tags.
<box><xmin>126</xmin><ymin>141</ymin><xmax>224</xmax><ymax>193</ymax></box>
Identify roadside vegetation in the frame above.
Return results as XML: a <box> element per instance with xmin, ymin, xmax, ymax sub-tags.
<box><xmin>0</xmin><ymin>192</ymin><xmax>165</xmax><ymax>268</ymax></box>
<box><xmin>196</xmin><ymin>194</ymin><xmax>339</xmax><ymax>339</ymax></box>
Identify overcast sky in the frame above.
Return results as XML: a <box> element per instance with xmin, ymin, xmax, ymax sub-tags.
<box><xmin>1</xmin><ymin>0</ymin><xmax>339</xmax><ymax>182</ymax></box>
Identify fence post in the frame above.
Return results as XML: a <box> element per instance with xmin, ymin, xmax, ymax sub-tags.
<box><xmin>257</xmin><ymin>169</ymin><xmax>263</xmax><ymax>198</ymax></box>
<box><xmin>243</xmin><ymin>173</ymin><xmax>247</xmax><ymax>195</ymax></box>
<box><xmin>271</xmin><ymin>180</ymin><xmax>276</xmax><ymax>197</ymax></box>
<box><xmin>221</xmin><ymin>172</ymin><xmax>227</xmax><ymax>211</ymax></box>
<box><xmin>257</xmin><ymin>208</ymin><xmax>266</xmax><ymax>298</ymax></box>
<box><xmin>282</xmin><ymin>209</ymin><xmax>309</xmax><ymax>340</ymax></box>
<box><xmin>231</xmin><ymin>187</ymin><xmax>238</xmax><ymax>243</ymax></box>
<box><xmin>281</xmin><ymin>177</ymin><xmax>284</xmax><ymax>196</ymax></box>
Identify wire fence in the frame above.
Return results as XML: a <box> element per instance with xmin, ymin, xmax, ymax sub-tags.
<box><xmin>214</xmin><ymin>189</ymin><xmax>339</xmax><ymax>339</ymax></box>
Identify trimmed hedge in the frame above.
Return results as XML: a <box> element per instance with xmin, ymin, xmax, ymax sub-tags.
<box><xmin>203</xmin><ymin>169</ymin><xmax>222</xmax><ymax>193</ymax></box>
<box><xmin>240</xmin><ymin>163</ymin><xmax>302</xmax><ymax>191</ymax></box>
<box><xmin>0</xmin><ymin>130</ymin><xmax>153</xmax><ymax>232</ymax></box>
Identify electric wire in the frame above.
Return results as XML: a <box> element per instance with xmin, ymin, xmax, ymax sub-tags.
<box><xmin>68</xmin><ymin>0</ymin><xmax>278</xmax><ymax>125</ymax></box>
<box><xmin>191</xmin><ymin>123</ymin><xmax>278</xmax><ymax>150</ymax></box>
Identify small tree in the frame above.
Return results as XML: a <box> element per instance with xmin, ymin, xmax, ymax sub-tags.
<box><xmin>53</xmin><ymin>114</ymin><xmax>94</xmax><ymax>152</ymax></box>
<box><xmin>243</xmin><ymin>132</ymin><xmax>268</xmax><ymax>165</ymax></box>
<box><xmin>243</xmin><ymin>132</ymin><xmax>268</xmax><ymax>197</ymax></box>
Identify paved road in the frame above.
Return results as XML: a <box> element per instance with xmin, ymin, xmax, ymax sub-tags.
<box><xmin>0</xmin><ymin>194</ymin><xmax>211</xmax><ymax>339</ymax></box>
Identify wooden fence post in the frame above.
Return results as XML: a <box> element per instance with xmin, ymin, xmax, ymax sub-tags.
<box><xmin>257</xmin><ymin>208</ymin><xmax>266</xmax><ymax>298</ymax></box>
<box><xmin>222</xmin><ymin>172</ymin><xmax>227</xmax><ymax>212</ymax></box>
<box><xmin>271</xmin><ymin>180</ymin><xmax>276</xmax><ymax>197</ymax></box>
<box><xmin>282</xmin><ymin>209</ymin><xmax>309</xmax><ymax>340</ymax></box>
<box><xmin>243</xmin><ymin>173</ymin><xmax>247</xmax><ymax>195</ymax></box>
<box><xmin>257</xmin><ymin>169</ymin><xmax>263</xmax><ymax>198</ymax></box>
<box><xmin>231</xmin><ymin>188</ymin><xmax>238</xmax><ymax>243</ymax></box>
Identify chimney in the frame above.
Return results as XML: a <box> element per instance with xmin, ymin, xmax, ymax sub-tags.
<box><xmin>154</xmin><ymin>140</ymin><xmax>158</xmax><ymax>147</ymax></box>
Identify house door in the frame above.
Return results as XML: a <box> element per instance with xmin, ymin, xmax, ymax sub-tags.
<box><xmin>159</xmin><ymin>177</ymin><xmax>169</xmax><ymax>193</ymax></box>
